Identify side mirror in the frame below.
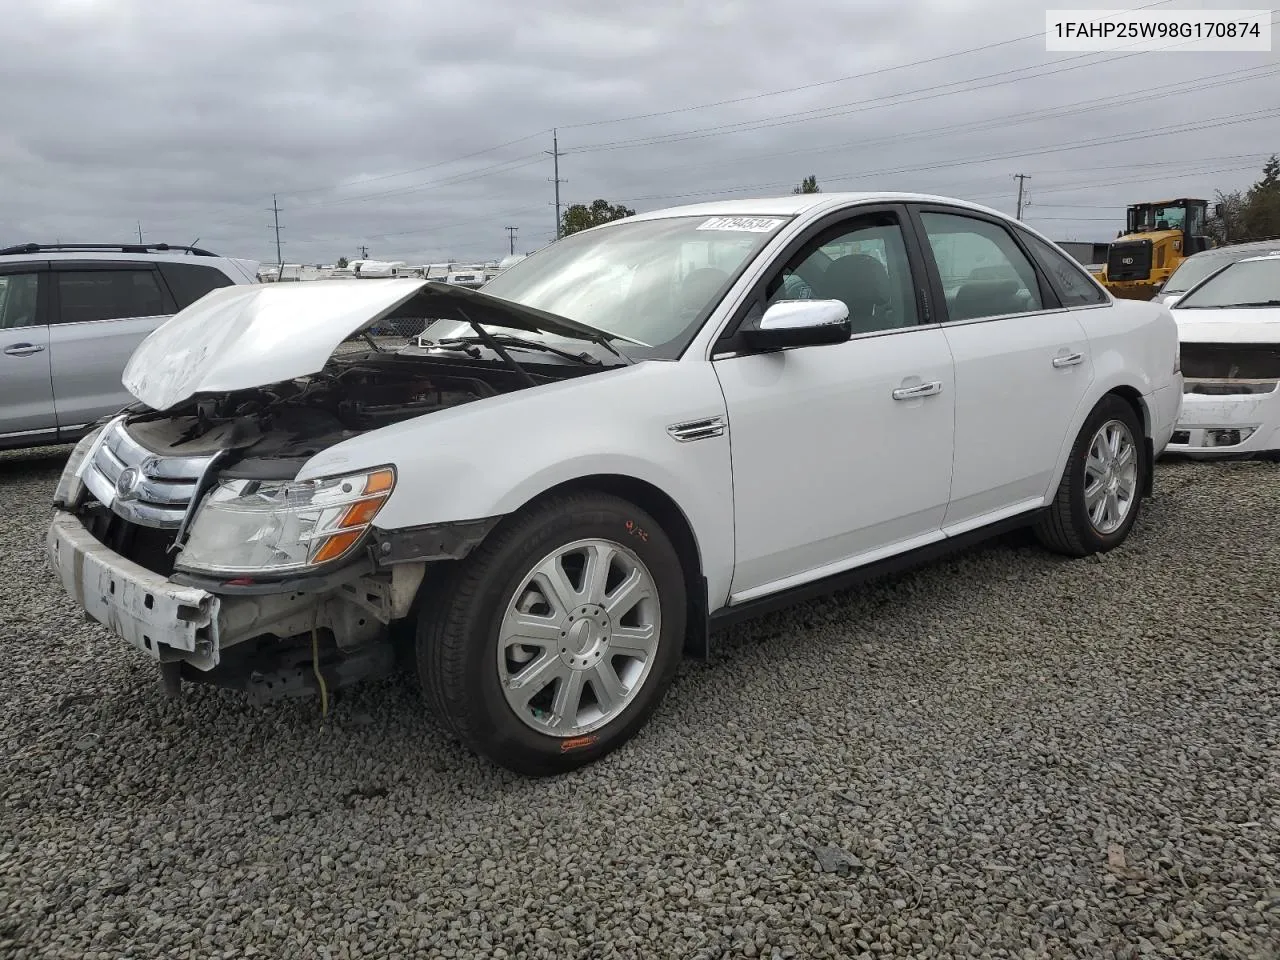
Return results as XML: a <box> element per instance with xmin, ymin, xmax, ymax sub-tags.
<box><xmin>741</xmin><ymin>299</ymin><xmax>851</xmax><ymax>351</ymax></box>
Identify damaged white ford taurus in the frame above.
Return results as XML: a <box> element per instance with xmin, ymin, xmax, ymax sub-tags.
<box><xmin>47</xmin><ymin>194</ymin><xmax>1182</xmax><ymax>775</ymax></box>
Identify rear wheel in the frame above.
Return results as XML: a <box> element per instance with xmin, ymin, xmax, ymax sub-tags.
<box><xmin>1035</xmin><ymin>395</ymin><xmax>1146</xmax><ymax>557</ymax></box>
<box><xmin>415</xmin><ymin>492</ymin><xmax>686</xmax><ymax>776</ymax></box>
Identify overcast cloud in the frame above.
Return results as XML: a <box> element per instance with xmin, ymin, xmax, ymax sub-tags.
<box><xmin>1</xmin><ymin>0</ymin><xmax>1275</xmax><ymax>267</ymax></box>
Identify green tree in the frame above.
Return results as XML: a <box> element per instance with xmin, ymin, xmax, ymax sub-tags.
<box><xmin>1240</xmin><ymin>154</ymin><xmax>1280</xmax><ymax>241</ymax></box>
<box><xmin>792</xmin><ymin>175</ymin><xmax>820</xmax><ymax>195</ymax></box>
<box><xmin>336</xmin><ymin>256</ymin><xmax>349</xmax><ymax>268</ymax></box>
<box><xmin>560</xmin><ymin>199</ymin><xmax>636</xmax><ymax>237</ymax></box>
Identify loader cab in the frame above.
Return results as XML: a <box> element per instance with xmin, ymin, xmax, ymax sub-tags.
<box><xmin>1122</xmin><ymin>199</ymin><xmax>1212</xmax><ymax>256</ymax></box>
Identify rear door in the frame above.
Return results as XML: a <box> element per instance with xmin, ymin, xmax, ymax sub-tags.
<box><xmin>48</xmin><ymin>261</ymin><xmax>177</xmax><ymax>434</ymax></box>
<box><xmin>908</xmin><ymin>205</ymin><xmax>1095</xmax><ymax>532</ymax></box>
<box><xmin>0</xmin><ymin>262</ymin><xmax>56</xmax><ymax>444</ymax></box>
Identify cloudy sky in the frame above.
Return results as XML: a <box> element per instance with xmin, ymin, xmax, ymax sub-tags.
<box><xmin>2</xmin><ymin>0</ymin><xmax>1275</xmax><ymax>267</ymax></box>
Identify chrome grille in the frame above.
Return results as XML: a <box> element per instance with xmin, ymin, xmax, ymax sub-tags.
<box><xmin>81</xmin><ymin>418</ymin><xmax>216</xmax><ymax>529</ymax></box>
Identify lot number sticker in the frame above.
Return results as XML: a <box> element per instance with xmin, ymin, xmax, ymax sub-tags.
<box><xmin>696</xmin><ymin>216</ymin><xmax>785</xmax><ymax>233</ymax></box>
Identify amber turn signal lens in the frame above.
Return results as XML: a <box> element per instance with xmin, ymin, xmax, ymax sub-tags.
<box><xmin>363</xmin><ymin>469</ymin><xmax>395</xmax><ymax>495</ymax></box>
<box><xmin>340</xmin><ymin>496</ymin><xmax>385</xmax><ymax>529</ymax></box>
<box><xmin>311</xmin><ymin>529</ymin><xmax>364</xmax><ymax>564</ymax></box>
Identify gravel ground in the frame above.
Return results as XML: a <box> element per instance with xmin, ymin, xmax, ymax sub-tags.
<box><xmin>1</xmin><ymin>447</ymin><xmax>1277</xmax><ymax>960</ymax></box>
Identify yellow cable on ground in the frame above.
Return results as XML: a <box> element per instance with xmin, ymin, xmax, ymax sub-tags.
<box><xmin>311</xmin><ymin>623</ymin><xmax>329</xmax><ymax>719</ymax></box>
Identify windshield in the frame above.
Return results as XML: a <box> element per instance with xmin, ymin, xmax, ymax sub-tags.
<box><xmin>1174</xmin><ymin>257</ymin><xmax>1280</xmax><ymax>309</ymax></box>
<box><xmin>1128</xmin><ymin>203</ymin><xmax>1186</xmax><ymax>233</ymax></box>
<box><xmin>445</xmin><ymin>214</ymin><xmax>790</xmax><ymax>359</ymax></box>
<box><xmin>1164</xmin><ymin>252</ymin><xmax>1237</xmax><ymax>293</ymax></box>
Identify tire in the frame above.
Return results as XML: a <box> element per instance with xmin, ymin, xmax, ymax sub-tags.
<box><xmin>1034</xmin><ymin>394</ymin><xmax>1147</xmax><ymax>557</ymax></box>
<box><xmin>415</xmin><ymin>491</ymin><xmax>686</xmax><ymax>776</ymax></box>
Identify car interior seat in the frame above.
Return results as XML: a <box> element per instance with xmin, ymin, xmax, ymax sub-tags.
<box><xmin>815</xmin><ymin>254</ymin><xmax>891</xmax><ymax>333</ymax></box>
<box><xmin>950</xmin><ymin>278</ymin><xmax>1024</xmax><ymax>321</ymax></box>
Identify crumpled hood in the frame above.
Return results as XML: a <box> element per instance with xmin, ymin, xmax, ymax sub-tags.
<box><xmin>122</xmin><ymin>278</ymin><xmax>608</xmax><ymax>411</ymax></box>
<box><xmin>1173</xmin><ymin>305</ymin><xmax>1280</xmax><ymax>345</ymax></box>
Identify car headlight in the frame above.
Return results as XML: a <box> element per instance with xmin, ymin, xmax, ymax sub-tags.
<box><xmin>52</xmin><ymin>424</ymin><xmax>108</xmax><ymax>509</ymax></box>
<box><xmin>175</xmin><ymin>466</ymin><xmax>396</xmax><ymax>577</ymax></box>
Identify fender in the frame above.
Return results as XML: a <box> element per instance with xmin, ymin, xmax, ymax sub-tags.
<box><xmin>297</xmin><ymin>358</ymin><xmax>738</xmax><ymax>608</ymax></box>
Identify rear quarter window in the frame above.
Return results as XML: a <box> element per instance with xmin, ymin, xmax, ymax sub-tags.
<box><xmin>158</xmin><ymin>262</ymin><xmax>236</xmax><ymax>310</ymax></box>
<box><xmin>1019</xmin><ymin>231</ymin><xmax>1108</xmax><ymax>306</ymax></box>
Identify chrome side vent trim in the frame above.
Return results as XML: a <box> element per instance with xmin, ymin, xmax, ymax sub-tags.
<box><xmin>667</xmin><ymin>416</ymin><xmax>726</xmax><ymax>443</ymax></box>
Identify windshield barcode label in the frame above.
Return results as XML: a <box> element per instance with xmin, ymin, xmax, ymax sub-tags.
<box><xmin>697</xmin><ymin>217</ymin><xmax>786</xmax><ymax>233</ymax></box>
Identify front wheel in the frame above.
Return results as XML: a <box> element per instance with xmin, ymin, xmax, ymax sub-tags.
<box><xmin>1034</xmin><ymin>394</ymin><xmax>1147</xmax><ymax>557</ymax></box>
<box><xmin>415</xmin><ymin>492</ymin><xmax>686</xmax><ymax>776</ymax></box>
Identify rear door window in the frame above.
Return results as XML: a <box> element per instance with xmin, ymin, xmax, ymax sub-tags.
<box><xmin>1019</xmin><ymin>231</ymin><xmax>1108</xmax><ymax>306</ymax></box>
<box><xmin>158</xmin><ymin>262</ymin><xmax>235</xmax><ymax>310</ymax></box>
<box><xmin>55</xmin><ymin>268</ymin><xmax>171</xmax><ymax>324</ymax></box>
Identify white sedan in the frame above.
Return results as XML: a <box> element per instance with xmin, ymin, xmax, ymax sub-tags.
<box><xmin>47</xmin><ymin>192</ymin><xmax>1182</xmax><ymax>775</ymax></box>
<box><xmin>1167</xmin><ymin>252</ymin><xmax>1280</xmax><ymax>457</ymax></box>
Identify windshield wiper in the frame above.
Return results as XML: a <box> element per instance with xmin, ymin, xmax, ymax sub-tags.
<box><xmin>434</xmin><ymin>333</ymin><xmax>606</xmax><ymax>366</ymax></box>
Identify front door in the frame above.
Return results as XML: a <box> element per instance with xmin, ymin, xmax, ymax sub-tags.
<box><xmin>712</xmin><ymin>207</ymin><xmax>956</xmax><ymax>602</ymax></box>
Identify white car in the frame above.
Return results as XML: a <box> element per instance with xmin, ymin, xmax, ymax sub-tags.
<box><xmin>1166</xmin><ymin>252</ymin><xmax>1280</xmax><ymax>457</ymax></box>
<box><xmin>46</xmin><ymin>193</ymin><xmax>1182</xmax><ymax>775</ymax></box>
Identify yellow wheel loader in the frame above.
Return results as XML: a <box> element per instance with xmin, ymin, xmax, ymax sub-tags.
<box><xmin>1091</xmin><ymin>198</ymin><xmax>1216</xmax><ymax>301</ymax></box>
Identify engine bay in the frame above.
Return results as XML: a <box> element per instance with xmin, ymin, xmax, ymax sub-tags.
<box><xmin>121</xmin><ymin>350</ymin><xmax>564</xmax><ymax>475</ymax></box>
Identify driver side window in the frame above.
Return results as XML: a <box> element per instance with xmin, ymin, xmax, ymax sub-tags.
<box><xmin>764</xmin><ymin>212</ymin><xmax>920</xmax><ymax>334</ymax></box>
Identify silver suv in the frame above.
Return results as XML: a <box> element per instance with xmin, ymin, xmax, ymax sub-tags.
<box><xmin>0</xmin><ymin>243</ymin><xmax>258</xmax><ymax>450</ymax></box>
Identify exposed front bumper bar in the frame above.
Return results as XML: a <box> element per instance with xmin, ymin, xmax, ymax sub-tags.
<box><xmin>47</xmin><ymin>510</ymin><xmax>222</xmax><ymax>669</ymax></box>
<box><xmin>1165</xmin><ymin>383</ymin><xmax>1280</xmax><ymax>457</ymax></box>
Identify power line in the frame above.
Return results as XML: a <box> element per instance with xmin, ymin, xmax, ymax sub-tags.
<box><xmin>617</xmin><ymin>107</ymin><xmax>1278</xmax><ymax>208</ymax></box>
<box><xmin>566</xmin><ymin>16</ymin><xmax>1276</xmax><ymax>156</ymax></box>
<box><xmin>207</xmin><ymin>2</ymin><xmax>1182</xmax><ymax>221</ymax></box>
<box><xmin>556</xmin><ymin>0</ymin><xmax>1175</xmax><ymax>131</ymax></box>
<box><xmin>278</xmin><ymin>130</ymin><xmax>551</xmax><ymax>198</ymax></box>
<box><xmin>593</xmin><ymin>63</ymin><xmax>1277</xmax><ymax>184</ymax></box>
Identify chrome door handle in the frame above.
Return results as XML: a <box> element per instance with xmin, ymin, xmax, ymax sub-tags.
<box><xmin>892</xmin><ymin>380</ymin><xmax>943</xmax><ymax>400</ymax></box>
<box><xmin>3</xmin><ymin>343</ymin><xmax>45</xmax><ymax>357</ymax></box>
<box><xmin>1052</xmin><ymin>352</ymin><xmax>1084</xmax><ymax>368</ymax></box>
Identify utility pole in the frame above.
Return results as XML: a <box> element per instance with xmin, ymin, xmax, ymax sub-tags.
<box><xmin>505</xmin><ymin>226</ymin><xmax>518</xmax><ymax>255</ymax></box>
<box><xmin>546</xmin><ymin>129</ymin><xmax>564</xmax><ymax>240</ymax></box>
<box><xmin>268</xmin><ymin>194</ymin><xmax>285</xmax><ymax>279</ymax></box>
<box><xmin>1013</xmin><ymin>174</ymin><xmax>1030</xmax><ymax>220</ymax></box>
<box><xmin>358</xmin><ymin>244</ymin><xmax>369</xmax><ymax>259</ymax></box>
<box><xmin>136</xmin><ymin>221</ymin><xmax>143</xmax><ymax>244</ymax></box>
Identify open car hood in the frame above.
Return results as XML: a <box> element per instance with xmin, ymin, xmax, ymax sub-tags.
<box><xmin>122</xmin><ymin>278</ymin><xmax>608</xmax><ymax>410</ymax></box>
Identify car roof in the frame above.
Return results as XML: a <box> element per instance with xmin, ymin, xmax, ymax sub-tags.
<box><xmin>1185</xmin><ymin>240</ymin><xmax>1280</xmax><ymax>260</ymax></box>
<box><xmin>0</xmin><ymin>250</ymin><xmax>234</xmax><ymax>265</ymax></box>
<box><xmin>628</xmin><ymin>191</ymin><xmax>1013</xmax><ymax>223</ymax></box>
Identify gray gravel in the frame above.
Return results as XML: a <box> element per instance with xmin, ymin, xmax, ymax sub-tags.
<box><xmin>1</xmin><ymin>446</ymin><xmax>1278</xmax><ymax>960</ymax></box>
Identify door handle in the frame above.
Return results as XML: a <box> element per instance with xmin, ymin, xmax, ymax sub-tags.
<box><xmin>1052</xmin><ymin>352</ymin><xmax>1084</xmax><ymax>368</ymax></box>
<box><xmin>892</xmin><ymin>380</ymin><xmax>943</xmax><ymax>401</ymax></box>
<box><xmin>3</xmin><ymin>343</ymin><xmax>46</xmax><ymax>357</ymax></box>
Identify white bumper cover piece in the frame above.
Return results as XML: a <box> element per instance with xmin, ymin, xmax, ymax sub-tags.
<box><xmin>47</xmin><ymin>511</ymin><xmax>222</xmax><ymax>670</ymax></box>
<box><xmin>1167</xmin><ymin>385</ymin><xmax>1280</xmax><ymax>456</ymax></box>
